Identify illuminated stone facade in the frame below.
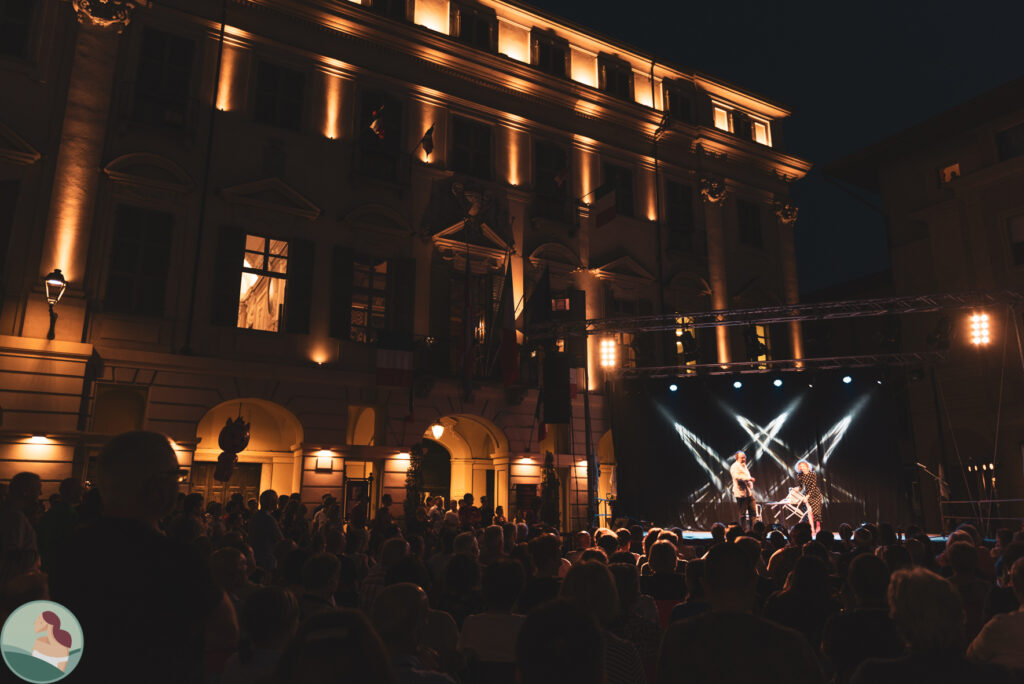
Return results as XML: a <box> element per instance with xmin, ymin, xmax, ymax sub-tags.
<box><xmin>0</xmin><ymin>0</ymin><xmax>809</xmax><ymax>526</ymax></box>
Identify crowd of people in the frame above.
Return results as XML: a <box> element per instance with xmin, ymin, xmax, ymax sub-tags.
<box><xmin>0</xmin><ymin>430</ymin><xmax>1022</xmax><ymax>683</ymax></box>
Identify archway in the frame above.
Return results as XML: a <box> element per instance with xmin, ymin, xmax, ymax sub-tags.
<box><xmin>194</xmin><ymin>399</ymin><xmax>304</xmax><ymax>504</ymax></box>
<box><xmin>422</xmin><ymin>414</ymin><xmax>511</xmax><ymax>509</ymax></box>
<box><xmin>420</xmin><ymin>439</ymin><xmax>451</xmax><ymax>503</ymax></box>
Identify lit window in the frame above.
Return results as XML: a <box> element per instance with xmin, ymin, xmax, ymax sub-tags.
<box><xmin>555</xmin><ymin>338</ymin><xmax>565</xmax><ymax>353</ymax></box>
<box><xmin>939</xmin><ymin>163</ymin><xmax>960</xmax><ymax>184</ymax></box>
<box><xmin>600</xmin><ymin>338</ymin><xmax>617</xmax><ymax>368</ymax></box>
<box><xmin>713</xmin><ymin>106</ymin><xmax>731</xmax><ymax>132</ymax></box>
<box><xmin>351</xmin><ymin>259</ymin><xmax>388</xmax><ymax>343</ymax></box>
<box><xmin>551</xmin><ymin>297</ymin><xmax>570</xmax><ymax>312</ymax></box>
<box><xmin>752</xmin><ymin>119</ymin><xmax>771</xmax><ymax>146</ymax></box>
<box><xmin>754</xmin><ymin>324</ymin><xmax>770</xmax><ymax>367</ymax></box>
<box><xmin>238</xmin><ymin>235</ymin><xmax>288</xmax><ymax>332</ymax></box>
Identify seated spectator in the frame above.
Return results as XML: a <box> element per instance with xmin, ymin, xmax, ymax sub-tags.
<box><xmin>851</xmin><ymin>568</ymin><xmax>1012</xmax><ymax>684</ymax></box>
<box><xmin>658</xmin><ymin>543</ymin><xmax>823</xmax><ymax>684</ymax></box>
<box><xmin>299</xmin><ymin>553</ymin><xmax>341</xmax><ymax>620</ymax></box>
<box><xmin>984</xmin><ymin>541</ymin><xmax>1024</xmax><ymax>620</ymax></box>
<box><xmin>565</xmin><ymin>530</ymin><xmax>592</xmax><ymax>564</ymax></box>
<box><xmin>609</xmin><ymin>563</ymin><xmax>661</xmax><ymax>678</ymax></box>
<box><xmin>669</xmin><ymin>558</ymin><xmax>710</xmax><ymax>623</ymax></box>
<box><xmin>767</xmin><ymin>522</ymin><xmax>812</xmax><ymax>586</ymax></box>
<box><xmin>478</xmin><ymin>525</ymin><xmax>505</xmax><ymax>567</ymax></box>
<box><xmin>878</xmin><ymin>543</ymin><xmax>912</xmax><ymax>573</ymax></box>
<box><xmin>561</xmin><ymin>561</ymin><xmax>645</xmax><ymax>684</ymax></box>
<box><xmin>945</xmin><ymin>540</ymin><xmax>991</xmax><ymax>642</ymax></box>
<box><xmin>518</xmin><ymin>534</ymin><xmax>564</xmax><ymax>614</ymax></box>
<box><xmin>276</xmin><ymin>609</ymin><xmax>395</xmax><ymax>684</ymax></box>
<box><xmin>436</xmin><ymin>553</ymin><xmax>484</xmax><ymax>629</ymax></box>
<box><xmin>629</xmin><ymin>525</ymin><xmax>646</xmax><ymax>556</ymax></box>
<box><xmin>459</xmin><ymin>559</ymin><xmax>526</xmax><ymax>664</ymax></box>
<box><xmin>580</xmin><ymin>547</ymin><xmax>609</xmax><ymax>564</ymax></box>
<box><xmin>597</xmin><ymin>529</ymin><xmax>621</xmax><ymax>559</ymax></box>
<box><xmin>222</xmin><ymin>587</ymin><xmax>298</xmax><ymax>684</ymax></box>
<box><xmin>639</xmin><ymin>540</ymin><xmax>686</xmax><ymax>602</ymax></box>
<box><xmin>373</xmin><ymin>583</ymin><xmax>456</xmax><ymax>684</ymax></box>
<box><xmin>822</xmin><ymin>554</ymin><xmax>904</xmax><ymax>684</ymax></box>
<box><xmin>707</xmin><ymin>523</ymin><xmax>726</xmax><ymax>549</ymax></box>
<box><xmin>967</xmin><ymin>557</ymin><xmax>1024</xmax><ymax>670</ymax></box>
<box><xmin>516</xmin><ymin>600</ymin><xmax>603</xmax><ymax>684</ymax></box>
<box><xmin>211</xmin><ymin>546</ymin><xmax>258</xmax><ymax>612</ymax></box>
<box><xmin>362</xmin><ymin>537</ymin><xmax>410</xmax><ymax>610</ymax></box>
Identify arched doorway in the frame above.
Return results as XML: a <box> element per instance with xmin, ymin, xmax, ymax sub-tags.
<box><xmin>193</xmin><ymin>399</ymin><xmax>304</xmax><ymax>504</ymax></box>
<box><xmin>422</xmin><ymin>414</ymin><xmax>510</xmax><ymax>509</ymax></box>
<box><xmin>598</xmin><ymin>430</ymin><xmax>617</xmax><ymax>527</ymax></box>
<box><xmin>420</xmin><ymin>439</ymin><xmax>451</xmax><ymax>503</ymax></box>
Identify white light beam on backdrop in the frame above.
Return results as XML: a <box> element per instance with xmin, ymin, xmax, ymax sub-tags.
<box><xmin>733</xmin><ymin>397</ymin><xmax>803</xmax><ymax>472</ymax></box>
<box><xmin>657</xmin><ymin>403</ymin><xmax>726</xmax><ymax>490</ymax></box>
<box><xmin>819</xmin><ymin>395</ymin><xmax>870</xmax><ymax>466</ymax></box>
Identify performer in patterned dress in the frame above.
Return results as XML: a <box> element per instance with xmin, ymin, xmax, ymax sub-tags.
<box><xmin>796</xmin><ymin>460</ymin><xmax>822</xmax><ymax>534</ymax></box>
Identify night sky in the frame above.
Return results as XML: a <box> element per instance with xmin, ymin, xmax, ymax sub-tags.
<box><xmin>522</xmin><ymin>0</ymin><xmax>1024</xmax><ymax>294</ymax></box>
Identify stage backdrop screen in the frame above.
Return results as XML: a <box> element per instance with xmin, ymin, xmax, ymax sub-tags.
<box><xmin>609</xmin><ymin>371</ymin><xmax>911</xmax><ymax>529</ymax></box>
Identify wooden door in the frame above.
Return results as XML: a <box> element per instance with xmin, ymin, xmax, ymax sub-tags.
<box><xmin>190</xmin><ymin>462</ymin><xmax>263</xmax><ymax>505</ymax></box>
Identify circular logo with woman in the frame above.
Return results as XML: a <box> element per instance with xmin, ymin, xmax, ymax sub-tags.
<box><xmin>1</xmin><ymin>601</ymin><xmax>83</xmax><ymax>682</ymax></box>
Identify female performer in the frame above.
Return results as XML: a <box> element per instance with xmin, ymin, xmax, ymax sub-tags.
<box><xmin>795</xmin><ymin>460</ymin><xmax>822</xmax><ymax>534</ymax></box>
<box><xmin>33</xmin><ymin>611</ymin><xmax>72</xmax><ymax>672</ymax></box>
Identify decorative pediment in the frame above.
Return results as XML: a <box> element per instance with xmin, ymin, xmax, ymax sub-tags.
<box><xmin>527</xmin><ymin>242</ymin><xmax>581</xmax><ymax>278</ymax></box>
<box><xmin>103</xmin><ymin>153</ymin><xmax>192</xmax><ymax>193</ymax></box>
<box><xmin>593</xmin><ymin>256</ymin><xmax>654</xmax><ymax>283</ymax></box>
<box><xmin>343</xmin><ymin>204</ymin><xmax>410</xmax><ymax>235</ymax></box>
<box><xmin>222</xmin><ymin>177</ymin><xmax>320</xmax><ymax>220</ymax></box>
<box><xmin>433</xmin><ymin>219</ymin><xmax>510</xmax><ymax>272</ymax></box>
<box><xmin>0</xmin><ymin>121</ymin><xmax>41</xmax><ymax>166</ymax></box>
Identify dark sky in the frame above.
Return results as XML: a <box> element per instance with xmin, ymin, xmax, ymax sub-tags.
<box><xmin>522</xmin><ymin>0</ymin><xmax>1024</xmax><ymax>293</ymax></box>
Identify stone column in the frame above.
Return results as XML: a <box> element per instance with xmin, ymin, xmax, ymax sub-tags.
<box><xmin>775</xmin><ymin>202</ymin><xmax>803</xmax><ymax>361</ymax></box>
<box><xmin>36</xmin><ymin>1</ymin><xmax>141</xmax><ymax>338</ymax></box>
<box><xmin>700</xmin><ymin>176</ymin><xmax>729</xmax><ymax>364</ymax></box>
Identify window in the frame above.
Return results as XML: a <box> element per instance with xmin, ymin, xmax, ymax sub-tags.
<box><xmin>359</xmin><ymin>90</ymin><xmax>403</xmax><ymax>180</ymax></box>
<box><xmin>104</xmin><ymin>205</ymin><xmax>173</xmax><ymax>316</ymax></box>
<box><xmin>675</xmin><ymin>315</ymin><xmax>698</xmax><ymax>366</ymax></box>
<box><xmin>598</xmin><ymin>55</ymin><xmax>632</xmax><ymax>100</ymax></box>
<box><xmin>752</xmin><ymin>119</ymin><xmax>771</xmax><ymax>146</ymax></box>
<box><xmin>455</xmin><ymin>4</ymin><xmax>496</xmax><ymax>51</ymax></box>
<box><xmin>134</xmin><ymin>28</ymin><xmax>195</xmax><ymax>128</ymax></box>
<box><xmin>451</xmin><ymin>116</ymin><xmax>492</xmax><ymax>179</ymax></box>
<box><xmin>253</xmin><ymin>60</ymin><xmax>304</xmax><ymax>131</ymax></box>
<box><xmin>551</xmin><ymin>297</ymin><xmax>570</xmax><ymax>312</ymax></box>
<box><xmin>534</xmin><ymin>139</ymin><xmax>568</xmax><ymax>220</ymax></box>
<box><xmin>737</xmin><ymin>200</ymin><xmax>762</xmax><ymax>248</ymax></box>
<box><xmin>371</xmin><ymin>0</ymin><xmax>407</xmax><ymax>20</ymax></box>
<box><xmin>532</xmin><ymin>30</ymin><xmax>567</xmax><ymax>77</ymax></box>
<box><xmin>665</xmin><ymin>181</ymin><xmax>694</xmax><ymax>250</ymax></box>
<box><xmin>602</xmin><ymin>162</ymin><xmax>634</xmax><ymax>217</ymax></box>
<box><xmin>713</xmin><ymin>105</ymin><xmax>731</xmax><ymax>132</ymax></box>
<box><xmin>0</xmin><ymin>0</ymin><xmax>33</xmax><ymax>59</ymax></box>
<box><xmin>1008</xmin><ymin>214</ymin><xmax>1024</xmax><ymax>266</ymax></box>
<box><xmin>731</xmin><ymin>111</ymin><xmax>751</xmax><ymax>140</ymax></box>
<box><xmin>663</xmin><ymin>83</ymin><xmax>693</xmax><ymax>124</ymax></box>
<box><xmin>351</xmin><ymin>258</ymin><xmax>388</xmax><ymax>343</ymax></box>
<box><xmin>939</xmin><ymin>163</ymin><xmax>960</xmax><ymax>184</ymax></box>
<box><xmin>996</xmin><ymin>122</ymin><xmax>1024</xmax><ymax>162</ymax></box>
<box><xmin>238</xmin><ymin>235</ymin><xmax>288</xmax><ymax>331</ymax></box>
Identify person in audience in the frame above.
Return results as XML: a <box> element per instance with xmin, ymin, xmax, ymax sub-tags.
<box><xmin>372</xmin><ymin>583</ymin><xmax>456</xmax><ymax>684</ymax></box>
<box><xmin>478</xmin><ymin>525</ymin><xmax>505</xmax><ymax>567</ymax></box>
<box><xmin>211</xmin><ymin>546</ymin><xmax>258</xmax><ymax>613</ymax></box>
<box><xmin>518</xmin><ymin>533</ymin><xmax>564</xmax><ymax>613</ymax></box>
<box><xmin>658</xmin><ymin>542</ymin><xmax>823</xmax><ymax>684</ymax></box>
<box><xmin>767</xmin><ymin>522</ymin><xmax>812</xmax><ymax>586</ymax></box>
<box><xmin>36</xmin><ymin>477</ymin><xmax>81</xmax><ymax>573</ymax></box>
<box><xmin>436</xmin><ymin>552</ymin><xmax>483</xmax><ymax>629</ymax></box>
<box><xmin>945</xmin><ymin>540</ymin><xmax>991</xmax><ymax>642</ymax></box>
<box><xmin>0</xmin><ymin>472</ymin><xmax>42</xmax><ymax>555</ymax></box>
<box><xmin>50</xmin><ymin>431</ymin><xmax>236</xmax><ymax>683</ymax></box>
<box><xmin>276</xmin><ymin>609</ymin><xmax>395</xmax><ymax>683</ymax></box>
<box><xmin>362</xmin><ymin>536</ymin><xmax>409</xmax><ymax>610</ymax></box>
<box><xmin>580</xmin><ymin>547</ymin><xmax>609</xmax><ymax>564</ymax></box>
<box><xmin>668</xmin><ymin>557</ymin><xmax>710</xmax><ymax>622</ymax></box>
<box><xmin>459</xmin><ymin>559</ymin><xmax>526</xmax><ymax>664</ymax></box>
<box><xmin>299</xmin><ymin>552</ymin><xmax>341</xmax><ymax>619</ymax></box>
<box><xmin>639</xmin><ymin>540</ymin><xmax>686</xmax><ymax>601</ymax></box>
<box><xmin>561</xmin><ymin>561</ymin><xmax>646</xmax><ymax>684</ymax></box>
<box><xmin>222</xmin><ymin>587</ymin><xmax>298</xmax><ymax>684</ymax></box>
<box><xmin>250</xmin><ymin>490</ymin><xmax>284</xmax><ymax>572</ymax></box>
<box><xmin>984</xmin><ymin>541</ymin><xmax>1024</xmax><ymax>620</ymax></box>
<box><xmin>822</xmin><ymin>554</ymin><xmax>904</xmax><ymax>684</ymax></box>
<box><xmin>851</xmin><ymin>567</ymin><xmax>1014</xmax><ymax>683</ymax></box>
<box><xmin>967</xmin><ymin>557</ymin><xmax>1024</xmax><ymax>670</ymax></box>
<box><xmin>608</xmin><ymin>562</ymin><xmax>661</xmax><ymax>678</ymax></box>
<box><xmin>516</xmin><ymin>600</ymin><xmax>603</xmax><ymax>684</ymax></box>
<box><xmin>764</xmin><ymin>554</ymin><xmax>841</xmax><ymax>649</ymax></box>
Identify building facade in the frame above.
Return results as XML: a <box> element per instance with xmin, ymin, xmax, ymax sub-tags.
<box><xmin>0</xmin><ymin>0</ymin><xmax>809</xmax><ymax>527</ymax></box>
<box><xmin>830</xmin><ymin>77</ymin><xmax>1024</xmax><ymax>531</ymax></box>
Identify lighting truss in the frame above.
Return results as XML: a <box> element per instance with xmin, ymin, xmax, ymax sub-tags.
<box><xmin>617</xmin><ymin>351</ymin><xmax>948</xmax><ymax>378</ymax></box>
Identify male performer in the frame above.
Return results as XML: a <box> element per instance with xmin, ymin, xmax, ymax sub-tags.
<box><xmin>730</xmin><ymin>451</ymin><xmax>756</xmax><ymax>530</ymax></box>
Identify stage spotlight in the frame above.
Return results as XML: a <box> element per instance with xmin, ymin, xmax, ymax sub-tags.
<box><xmin>773</xmin><ymin>378</ymin><xmax>783</xmax><ymax>388</ymax></box>
<box><xmin>842</xmin><ymin>375</ymin><xmax>852</xmax><ymax>384</ymax></box>
<box><xmin>669</xmin><ymin>383</ymin><xmax>678</xmax><ymax>392</ymax></box>
<box><xmin>733</xmin><ymin>380</ymin><xmax>743</xmax><ymax>389</ymax></box>
<box><xmin>876</xmin><ymin>379</ymin><xmax>883</xmax><ymax>385</ymax></box>
<box><xmin>969</xmin><ymin>312</ymin><xmax>990</xmax><ymax>346</ymax></box>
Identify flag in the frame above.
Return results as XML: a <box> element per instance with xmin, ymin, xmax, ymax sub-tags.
<box><xmin>498</xmin><ymin>262</ymin><xmax>518</xmax><ymax>386</ymax></box>
<box><xmin>592</xmin><ymin>183</ymin><xmax>616</xmax><ymax>228</ymax></box>
<box><xmin>376</xmin><ymin>333</ymin><xmax>414</xmax><ymax>387</ymax></box>
<box><xmin>462</xmin><ymin>267</ymin><xmax>474</xmax><ymax>402</ymax></box>
<box><xmin>524</xmin><ymin>266</ymin><xmax>552</xmax><ymax>333</ymax></box>
<box><xmin>369</xmin><ymin>105</ymin><xmax>386</xmax><ymax>139</ymax></box>
<box><xmin>419</xmin><ymin>124</ymin><xmax>434</xmax><ymax>156</ymax></box>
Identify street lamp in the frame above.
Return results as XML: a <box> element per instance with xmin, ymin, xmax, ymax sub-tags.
<box><xmin>43</xmin><ymin>269</ymin><xmax>67</xmax><ymax>341</ymax></box>
<box><xmin>430</xmin><ymin>422</ymin><xmax>445</xmax><ymax>440</ymax></box>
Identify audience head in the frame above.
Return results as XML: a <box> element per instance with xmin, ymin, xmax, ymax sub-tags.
<box><xmin>516</xmin><ymin>600</ymin><xmax>602</xmax><ymax>684</ymax></box>
<box><xmin>710</xmin><ymin>523</ymin><xmax>726</xmax><ymax>545</ymax></box>
<box><xmin>96</xmin><ymin>432</ymin><xmax>180</xmax><ymax>524</ymax></box>
<box><xmin>371</xmin><ymin>583</ymin><xmax>429</xmax><ymax>655</ymax></box>
<box><xmin>210</xmin><ymin>547</ymin><xmax>248</xmax><ymax>592</ymax></box>
<box><xmin>725</xmin><ymin>524</ymin><xmax>744</xmax><ymax>544</ymax></box>
<box><xmin>242</xmin><ymin>586</ymin><xmax>299</xmax><ymax>650</ymax></box>
<box><xmin>1000</xmin><ymin>543</ymin><xmax>1024</xmax><ymax>585</ymax></box>
<box><xmin>453</xmin><ymin>530</ymin><xmax>479</xmax><ymax>558</ymax></box>
<box><xmin>379</xmin><ymin>537</ymin><xmax>409</xmax><ymax>569</ymax></box>
<box><xmin>786</xmin><ymin>555</ymin><xmax>830</xmax><ymax>595</ymax></box>
<box><xmin>608</xmin><ymin>563</ymin><xmax>640</xmax><ymax>613</ymax></box>
<box><xmin>1011</xmin><ymin>557</ymin><xmax>1024</xmax><ymax>604</ymax></box>
<box><xmin>258</xmin><ymin>489</ymin><xmax>278</xmax><ymax>512</ymax></box>
<box><xmin>596</xmin><ymin>530</ymin><xmax>619</xmax><ymax>558</ymax></box>
<box><xmin>57</xmin><ymin>478</ymin><xmax>83</xmax><ymax>505</ymax></box>
<box><xmin>560</xmin><ymin>560</ymin><xmax>619</xmax><ymax>627</ymax></box>
<box><xmin>649</xmin><ymin>540</ymin><xmax>678</xmax><ymax>575</ymax></box>
<box><xmin>277</xmin><ymin>609</ymin><xmax>394</xmax><ymax>684</ymax></box>
<box><xmin>703</xmin><ymin>542</ymin><xmax>756</xmax><ymax>612</ymax></box>
<box><xmin>838</xmin><ymin>523</ymin><xmax>853</xmax><ymax>541</ymax></box>
<box><xmin>615</xmin><ymin>528</ymin><xmax>631</xmax><ymax>551</ymax></box>
<box><xmin>481</xmin><ymin>559</ymin><xmax>525</xmax><ymax>612</ymax></box>
<box><xmin>482</xmin><ymin>525</ymin><xmax>504</xmax><ymax>554</ymax></box>
<box><xmin>385</xmin><ymin>555</ymin><xmax>431</xmax><ymax>591</ymax></box>
<box><xmin>579</xmin><ymin>548</ymin><xmax>608</xmax><ymax>564</ymax></box>
<box><xmin>888</xmin><ymin>567</ymin><xmax>964</xmax><ymax>652</ymax></box>
<box><xmin>946</xmin><ymin>541</ymin><xmax>978</xmax><ymax>576</ymax></box>
<box><xmin>302</xmin><ymin>553</ymin><xmax>341</xmax><ymax>595</ymax></box>
<box><xmin>847</xmin><ymin>553</ymin><xmax>890</xmax><ymax>608</ymax></box>
<box><xmin>529</xmin><ymin>534</ymin><xmax>562</xmax><ymax>576</ymax></box>
<box><xmin>684</xmin><ymin>558</ymin><xmax>706</xmax><ymax>600</ymax></box>
<box><xmin>790</xmin><ymin>522</ymin><xmax>813</xmax><ymax>547</ymax></box>
<box><xmin>444</xmin><ymin>552</ymin><xmax>480</xmax><ymax>595</ymax></box>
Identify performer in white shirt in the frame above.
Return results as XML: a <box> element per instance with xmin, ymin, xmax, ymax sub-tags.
<box><xmin>729</xmin><ymin>451</ymin><xmax>756</xmax><ymax>530</ymax></box>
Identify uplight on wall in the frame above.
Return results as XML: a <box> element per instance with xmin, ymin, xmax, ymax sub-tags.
<box><xmin>600</xmin><ymin>338</ymin><xmax>617</xmax><ymax>368</ymax></box>
<box><xmin>969</xmin><ymin>312</ymin><xmax>990</xmax><ymax>345</ymax></box>
<box><xmin>29</xmin><ymin>434</ymin><xmax>48</xmax><ymax>444</ymax></box>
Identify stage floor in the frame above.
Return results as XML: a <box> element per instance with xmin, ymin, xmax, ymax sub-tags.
<box><xmin>676</xmin><ymin>529</ymin><xmax>953</xmax><ymax>543</ymax></box>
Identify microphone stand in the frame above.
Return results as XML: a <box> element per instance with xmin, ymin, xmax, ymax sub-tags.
<box><xmin>916</xmin><ymin>462</ymin><xmax>949</xmax><ymax>533</ymax></box>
